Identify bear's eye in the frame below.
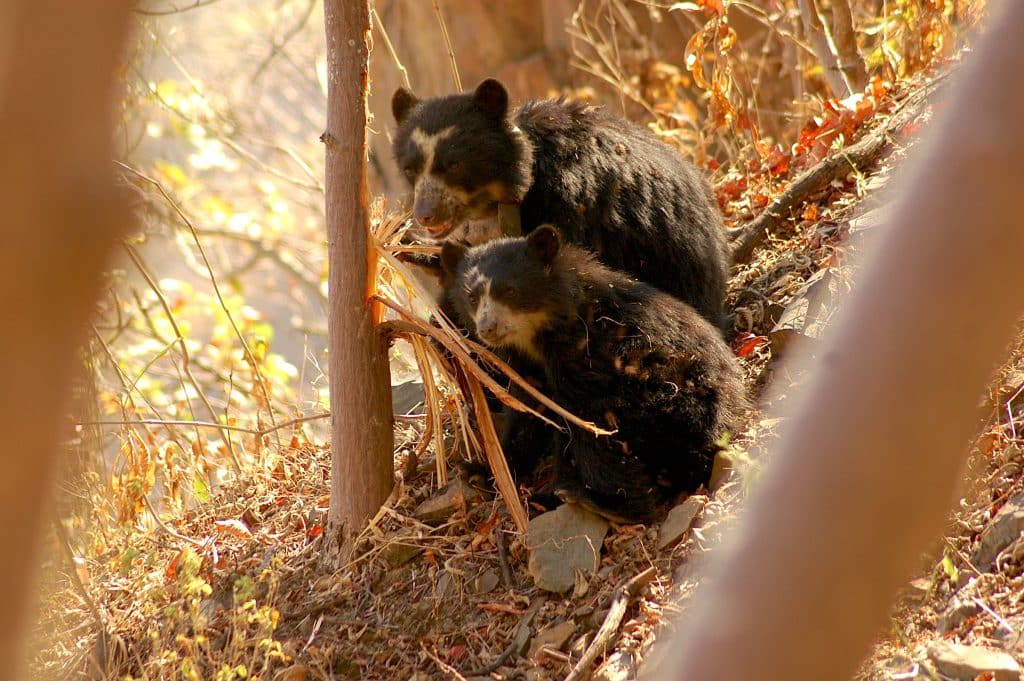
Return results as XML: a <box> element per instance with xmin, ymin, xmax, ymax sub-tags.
<box><xmin>403</xmin><ymin>166</ymin><xmax>416</xmax><ymax>179</ymax></box>
<box><xmin>466</xmin><ymin>290</ymin><xmax>480</xmax><ymax>306</ymax></box>
<box><xmin>494</xmin><ymin>283</ymin><xmax>516</xmax><ymax>299</ymax></box>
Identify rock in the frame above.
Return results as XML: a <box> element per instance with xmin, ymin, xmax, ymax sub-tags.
<box><xmin>769</xmin><ymin>268</ymin><xmax>843</xmax><ymax>357</ymax></box>
<box><xmin>593</xmin><ymin>651</ymin><xmax>637</xmax><ymax>681</ymax></box>
<box><xmin>927</xmin><ymin>642</ymin><xmax>1021</xmax><ymax>681</ymax></box>
<box><xmin>528</xmin><ymin>620</ymin><xmax>576</xmax><ymax>661</ymax></box>
<box><xmin>526</xmin><ymin>504</ymin><xmax>609</xmax><ymax>593</ymax></box>
<box><xmin>873</xmin><ymin>655</ymin><xmax>929</xmax><ymax>681</ymax></box>
<box><xmin>846</xmin><ymin>206</ymin><xmax>891</xmax><ymax>235</ymax></box>
<box><xmin>936</xmin><ymin>598</ymin><xmax>980</xmax><ymax>633</ymax></box>
<box><xmin>391</xmin><ymin>379</ymin><xmax>425</xmax><ymax>415</ymax></box>
<box><xmin>435</xmin><ymin>572</ymin><xmax>454</xmax><ymax>599</ymax></box>
<box><xmin>998</xmin><ymin>370</ymin><xmax>1024</xmax><ymax>404</ymax></box>
<box><xmin>380</xmin><ymin>542</ymin><xmax>422</xmax><ymax>568</ymax></box>
<box><xmin>413</xmin><ymin>478</ymin><xmax>483</xmax><ymax>524</ymax></box>
<box><xmin>473</xmin><ymin>569</ymin><xmax>500</xmax><ymax>594</ymax></box>
<box><xmin>901</xmin><ymin>577</ymin><xmax>931</xmax><ymax>602</ymax></box>
<box><xmin>657</xmin><ymin>495</ymin><xmax>706</xmax><ymax>550</ymax></box>
<box><xmin>973</xmin><ymin>491</ymin><xmax>1024</xmax><ymax>569</ymax></box>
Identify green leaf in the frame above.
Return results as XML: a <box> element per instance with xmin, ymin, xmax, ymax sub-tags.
<box><xmin>192</xmin><ymin>474</ymin><xmax>211</xmax><ymax>503</ymax></box>
<box><xmin>941</xmin><ymin>554</ymin><xmax>958</xmax><ymax>583</ymax></box>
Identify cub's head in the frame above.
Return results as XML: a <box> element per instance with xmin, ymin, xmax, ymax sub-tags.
<box><xmin>391</xmin><ymin>79</ymin><xmax>533</xmax><ymax>239</ymax></box>
<box><xmin>440</xmin><ymin>225</ymin><xmax>565</xmax><ymax>359</ymax></box>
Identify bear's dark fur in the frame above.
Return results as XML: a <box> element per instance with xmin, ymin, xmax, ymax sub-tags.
<box><xmin>441</xmin><ymin>226</ymin><xmax>745</xmax><ymax>522</ymax></box>
<box><xmin>392</xmin><ymin>78</ymin><xmax>730</xmax><ymax>329</ymax></box>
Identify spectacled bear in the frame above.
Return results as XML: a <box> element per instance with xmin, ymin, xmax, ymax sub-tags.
<box><xmin>392</xmin><ymin>78</ymin><xmax>730</xmax><ymax>329</ymax></box>
<box><xmin>440</xmin><ymin>225</ymin><xmax>745</xmax><ymax>523</ymax></box>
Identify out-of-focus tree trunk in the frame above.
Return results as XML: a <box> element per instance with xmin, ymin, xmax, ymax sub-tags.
<box><xmin>323</xmin><ymin>0</ymin><xmax>395</xmax><ymax>558</ymax></box>
<box><xmin>0</xmin><ymin>1</ymin><xmax>136</xmax><ymax>678</ymax></box>
<box><xmin>645</xmin><ymin>2</ymin><xmax>1024</xmax><ymax>679</ymax></box>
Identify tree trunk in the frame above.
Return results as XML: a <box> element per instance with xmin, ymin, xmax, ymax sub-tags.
<box><xmin>323</xmin><ymin>0</ymin><xmax>395</xmax><ymax>557</ymax></box>
<box><xmin>0</xmin><ymin>1</ymin><xmax>135</xmax><ymax>677</ymax></box>
<box><xmin>797</xmin><ymin>0</ymin><xmax>851</xmax><ymax>98</ymax></box>
<box><xmin>830</xmin><ymin>0</ymin><xmax>868</xmax><ymax>94</ymax></box>
<box><xmin>645</xmin><ymin>3</ymin><xmax>1024</xmax><ymax>679</ymax></box>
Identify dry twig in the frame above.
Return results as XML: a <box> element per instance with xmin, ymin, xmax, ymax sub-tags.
<box><xmin>564</xmin><ymin>566</ymin><xmax>657</xmax><ymax>681</ymax></box>
<box><xmin>463</xmin><ymin>596</ymin><xmax>547</xmax><ymax>676</ymax></box>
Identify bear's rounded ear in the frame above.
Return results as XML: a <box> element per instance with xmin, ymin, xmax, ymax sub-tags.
<box><xmin>527</xmin><ymin>225</ymin><xmax>561</xmax><ymax>266</ymax></box>
<box><xmin>392</xmin><ymin>87</ymin><xmax>419</xmax><ymax>124</ymax></box>
<box><xmin>440</xmin><ymin>240</ymin><xmax>468</xmax><ymax>276</ymax></box>
<box><xmin>472</xmin><ymin>79</ymin><xmax>508</xmax><ymax>120</ymax></box>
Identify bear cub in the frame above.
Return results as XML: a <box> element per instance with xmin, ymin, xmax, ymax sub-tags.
<box><xmin>441</xmin><ymin>226</ymin><xmax>745</xmax><ymax>522</ymax></box>
<box><xmin>392</xmin><ymin>78</ymin><xmax>730</xmax><ymax>329</ymax></box>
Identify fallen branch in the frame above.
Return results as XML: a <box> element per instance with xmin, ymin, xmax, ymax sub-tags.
<box><xmin>563</xmin><ymin>566</ymin><xmax>658</xmax><ymax>681</ymax></box>
<box><xmin>729</xmin><ymin>83</ymin><xmax>937</xmax><ymax>264</ymax></box>
<box><xmin>463</xmin><ymin>596</ymin><xmax>547</xmax><ymax>676</ymax></box>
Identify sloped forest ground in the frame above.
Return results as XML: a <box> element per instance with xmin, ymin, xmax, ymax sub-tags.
<box><xmin>30</xmin><ymin>4</ymin><xmax>1024</xmax><ymax>681</ymax></box>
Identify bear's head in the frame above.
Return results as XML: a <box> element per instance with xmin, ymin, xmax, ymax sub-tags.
<box><xmin>391</xmin><ymin>79</ymin><xmax>533</xmax><ymax>239</ymax></box>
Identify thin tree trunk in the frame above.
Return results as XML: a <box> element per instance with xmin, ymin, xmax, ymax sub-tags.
<box><xmin>797</xmin><ymin>0</ymin><xmax>851</xmax><ymax>97</ymax></box>
<box><xmin>0</xmin><ymin>1</ymin><xmax>135</xmax><ymax>677</ymax></box>
<box><xmin>323</xmin><ymin>0</ymin><xmax>395</xmax><ymax>557</ymax></box>
<box><xmin>830</xmin><ymin>0</ymin><xmax>868</xmax><ymax>94</ymax></box>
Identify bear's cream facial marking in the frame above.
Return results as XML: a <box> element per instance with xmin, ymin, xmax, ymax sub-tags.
<box><xmin>465</xmin><ymin>274</ymin><xmax>549</xmax><ymax>360</ymax></box>
<box><xmin>409</xmin><ymin>126</ymin><xmax>457</xmax><ymax>237</ymax></box>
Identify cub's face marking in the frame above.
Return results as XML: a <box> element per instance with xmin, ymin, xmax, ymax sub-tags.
<box><xmin>461</xmin><ymin>272</ymin><xmax>549</xmax><ymax>360</ymax></box>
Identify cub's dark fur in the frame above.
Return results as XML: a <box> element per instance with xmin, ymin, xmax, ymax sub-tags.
<box><xmin>441</xmin><ymin>226</ymin><xmax>745</xmax><ymax>522</ymax></box>
<box><xmin>392</xmin><ymin>79</ymin><xmax>730</xmax><ymax>328</ymax></box>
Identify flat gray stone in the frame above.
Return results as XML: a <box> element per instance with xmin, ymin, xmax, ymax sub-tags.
<box><xmin>391</xmin><ymin>379</ymin><xmax>424</xmax><ymax>415</ymax></box>
<box><xmin>847</xmin><ymin>206</ymin><xmax>891</xmax><ymax>234</ymax></box>
<box><xmin>768</xmin><ymin>268</ymin><xmax>843</xmax><ymax>357</ymax></box>
<box><xmin>528</xmin><ymin>620</ymin><xmax>576</xmax><ymax>661</ymax></box>
<box><xmin>473</xmin><ymin>569</ymin><xmax>500</xmax><ymax>595</ymax></box>
<box><xmin>526</xmin><ymin>504</ymin><xmax>609</xmax><ymax>593</ymax></box>
<box><xmin>928</xmin><ymin>642</ymin><xmax>1021</xmax><ymax>681</ymax></box>
<box><xmin>380</xmin><ymin>542</ymin><xmax>422</xmax><ymax>568</ymax></box>
<box><xmin>413</xmin><ymin>478</ymin><xmax>483</xmax><ymax>525</ymax></box>
<box><xmin>973</xmin><ymin>491</ymin><xmax>1024</xmax><ymax>569</ymax></box>
<box><xmin>593</xmin><ymin>651</ymin><xmax>637</xmax><ymax>681</ymax></box>
<box><xmin>998</xmin><ymin>371</ymin><xmax>1024</xmax><ymax>404</ymax></box>
<box><xmin>937</xmin><ymin>598</ymin><xmax>980</xmax><ymax>633</ymax></box>
<box><xmin>657</xmin><ymin>495</ymin><xmax>706</xmax><ymax>550</ymax></box>
<box><xmin>902</xmin><ymin>577</ymin><xmax>931</xmax><ymax>602</ymax></box>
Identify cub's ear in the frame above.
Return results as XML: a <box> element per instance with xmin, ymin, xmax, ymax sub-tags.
<box><xmin>392</xmin><ymin>87</ymin><xmax>419</xmax><ymax>124</ymax></box>
<box><xmin>527</xmin><ymin>225</ymin><xmax>561</xmax><ymax>266</ymax></box>
<box><xmin>472</xmin><ymin>79</ymin><xmax>508</xmax><ymax>120</ymax></box>
<box><xmin>440</xmin><ymin>240</ymin><xmax>468</xmax><ymax>277</ymax></box>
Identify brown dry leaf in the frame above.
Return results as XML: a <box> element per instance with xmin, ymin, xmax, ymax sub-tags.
<box><xmin>164</xmin><ymin>548</ymin><xmax>184</xmax><ymax>580</ymax></box>
<box><xmin>214</xmin><ymin>518</ymin><xmax>252</xmax><ymax>539</ymax></box>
